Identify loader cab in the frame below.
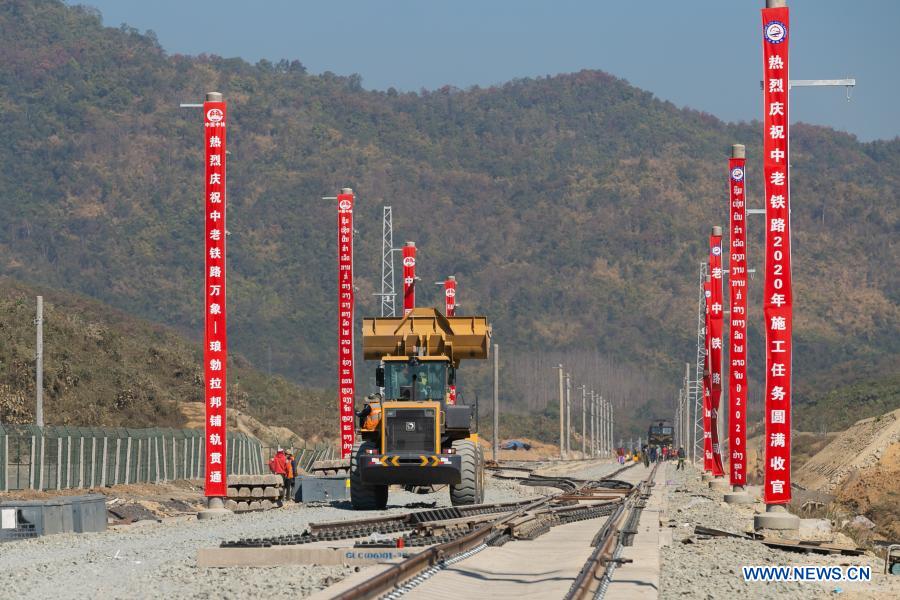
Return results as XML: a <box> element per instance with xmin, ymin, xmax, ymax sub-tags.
<box><xmin>376</xmin><ymin>357</ymin><xmax>455</xmax><ymax>403</ymax></box>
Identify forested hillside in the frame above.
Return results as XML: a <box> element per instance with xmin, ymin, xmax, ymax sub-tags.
<box><xmin>1</xmin><ymin>1</ymin><xmax>898</xmax><ymax>435</ymax></box>
<box><xmin>0</xmin><ymin>278</ymin><xmax>333</xmax><ymax>440</ymax></box>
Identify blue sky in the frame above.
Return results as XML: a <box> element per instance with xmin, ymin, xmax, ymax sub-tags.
<box><xmin>74</xmin><ymin>0</ymin><xmax>896</xmax><ymax>141</ymax></box>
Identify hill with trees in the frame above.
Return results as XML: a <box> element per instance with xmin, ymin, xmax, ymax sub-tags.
<box><xmin>0</xmin><ymin>0</ymin><xmax>897</xmax><ymax>437</ymax></box>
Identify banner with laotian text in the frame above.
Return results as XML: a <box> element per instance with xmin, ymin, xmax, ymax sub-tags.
<box><xmin>204</xmin><ymin>100</ymin><xmax>227</xmax><ymax>497</ymax></box>
<box><xmin>445</xmin><ymin>277</ymin><xmax>457</xmax><ymax>404</ymax></box>
<box><xmin>708</xmin><ymin>237</ymin><xmax>726</xmax><ymax>477</ymax></box>
<box><xmin>762</xmin><ymin>5</ymin><xmax>792</xmax><ymax>504</ymax></box>
<box><xmin>402</xmin><ymin>244</ymin><xmax>416</xmax><ymax>316</ymax></box>
<box><xmin>703</xmin><ymin>280</ymin><xmax>713</xmax><ymax>473</ymax></box>
<box><xmin>337</xmin><ymin>191</ymin><xmax>355</xmax><ymax>459</ymax></box>
<box><xmin>729</xmin><ymin>157</ymin><xmax>748</xmax><ymax>486</ymax></box>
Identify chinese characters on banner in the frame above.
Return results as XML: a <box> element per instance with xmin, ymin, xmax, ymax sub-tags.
<box><xmin>445</xmin><ymin>277</ymin><xmax>457</xmax><ymax>405</ymax></box>
<box><xmin>402</xmin><ymin>244</ymin><xmax>416</xmax><ymax>316</ymax></box>
<box><xmin>728</xmin><ymin>155</ymin><xmax>748</xmax><ymax>487</ymax></box>
<box><xmin>762</xmin><ymin>5</ymin><xmax>792</xmax><ymax>504</ymax></box>
<box><xmin>702</xmin><ymin>281</ymin><xmax>713</xmax><ymax>473</ymax></box>
<box><xmin>204</xmin><ymin>100</ymin><xmax>227</xmax><ymax>497</ymax></box>
<box><xmin>337</xmin><ymin>191</ymin><xmax>356</xmax><ymax>459</ymax></box>
<box><xmin>708</xmin><ymin>234</ymin><xmax>726</xmax><ymax>477</ymax></box>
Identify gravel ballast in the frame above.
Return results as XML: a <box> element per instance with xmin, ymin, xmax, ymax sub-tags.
<box><xmin>659</xmin><ymin>463</ymin><xmax>900</xmax><ymax>599</ymax></box>
<box><xmin>0</xmin><ymin>470</ymin><xmax>545</xmax><ymax>599</ymax></box>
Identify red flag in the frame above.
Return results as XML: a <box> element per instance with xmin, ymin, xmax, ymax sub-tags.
<box><xmin>708</xmin><ymin>234</ymin><xmax>726</xmax><ymax>478</ymax></box>
<box><xmin>728</xmin><ymin>154</ymin><xmax>749</xmax><ymax>486</ymax></box>
<box><xmin>337</xmin><ymin>191</ymin><xmax>356</xmax><ymax>459</ymax></box>
<box><xmin>402</xmin><ymin>243</ymin><xmax>416</xmax><ymax>316</ymax></box>
<box><xmin>203</xmin><ymin>100</ymin><xmax>227</xmax><ymax>497</ymax></box>
<box><xmin>762</xmin><ymin>5</ymin><xmax>792</xmax><ymax>504</ymax></box>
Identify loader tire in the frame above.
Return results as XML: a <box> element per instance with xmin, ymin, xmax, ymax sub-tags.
<box><xmin>350</xmin><ymin>440</ymin><xmax>388</xmax><ymax>510</ymax></box>
<box><xmin>450</xmin><ymin>439</ymin><xmax>484</xmax><ymax>506</ymax></box>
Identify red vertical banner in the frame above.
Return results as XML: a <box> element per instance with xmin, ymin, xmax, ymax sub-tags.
<box><xmin>703</xmin><ymin>281</ymin><xmax>713</xmax><ymax>473</ymax></box>
<box><xmin>402</xmin><ymin>243</ymin><xmax>416</xmax><ymax>316</ymax></box>
<box><xmin>444</xmin><ymin>276</ymin><xmax>457</xmax><ymax>405</ymax></box>
<box><xmin>444</xmin><ymin>277</ymin><xmax>456</xmax><ymax>317</ymax></box>
<box><xmin>762</xmin><ymin>6</ymin><xmax>792</xmax><ymax>505</ymax></box>
<box><xmin>337</xmin><ymin>191</ymin><xmax>355</xmax><ymax>459</ymax></box>
<box><xmin>729</xmin><ymin>154</ymin><xmax>748</xmax><ymax>486</ymax></box>
<box><xmin>204</xmin><ymin>100</ymin><xmax>227</xmax><ymax>497</ymax></box>
<box><xmin>708</xmin><ymin>234</ymin><xmax>726</xmax><ymax>477</ymax></box>
<box><xmin>444</xmin><ymin>275</ymin><xmax>456</xmax><ymax>406</ymax></box>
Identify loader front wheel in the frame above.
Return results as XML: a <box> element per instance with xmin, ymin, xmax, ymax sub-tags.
<box><xmin>450</xmin><ymin>439</ymin><xmax>484</xmax><ymax>506</ymax></box>
<box><xmin>350</xmin><ymin>440</ymin><xmax>388</xmax><ymax>510</ymax></box>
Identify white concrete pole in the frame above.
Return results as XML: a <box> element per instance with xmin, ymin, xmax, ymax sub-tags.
<box><xmin>35</xmin><ymin>296</ymin><xmax>44</xmax><ymax>427</ymax></box>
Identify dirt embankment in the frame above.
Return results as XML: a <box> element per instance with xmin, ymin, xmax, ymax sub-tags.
<box><xmin>790</xmin><ymin>408</ymin><xmax>900</xmax><ymax>539</ymax></box>
<box><xmin>795</xmin><ymin>408</ymin><xmax>900</xmax><ymax>493</ymax></box>
<box><xmin>179</xmin><ymin>401</ymin><xmax>308</xmax><ymax>450</ymax></box>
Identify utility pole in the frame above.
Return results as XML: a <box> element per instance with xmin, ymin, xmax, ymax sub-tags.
<box><xmin>492</xmin><ymin>343</ymin><xmax>499</xmax><ymax>463</ymax></box>
<box><xmin>579</xmin><ymin>385</ymin><xmax>587</xmax><ymax>456</ymax></box>
<box><xmin>684</xmin><ymin>362</ymin><xmax>692</xmax><ymax>454</ymax></box>
<box><xmin>35</xmin><ymin>296</ymin><xmax>44</xmax><ymax>427</ymax></box>
<box><xmin>608</xmin><ymin>398</ymin><xmax>614</xmax><ymax>457</ymax></box>
<box><xmin>590</xmin><ymin>390</ymin><xmax>596</xmax><ymax>458</ymax></box>
<box><xmin>557</xmin><ymin>365</ymin><xmax>565</xmax><ymax>459</ymax></box>
<box><xmin>565</xmin><ymin>372</ymin><xmax>572</xmax><ymax>457</ymax></box>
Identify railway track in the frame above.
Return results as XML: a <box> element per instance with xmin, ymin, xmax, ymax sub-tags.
<box><xmin>322</xmin><ymin>461</ymin><xmax>646</xmax><ymax>600</ymax></box>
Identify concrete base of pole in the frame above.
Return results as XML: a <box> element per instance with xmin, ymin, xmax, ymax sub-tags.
<box><xmin>754</xmin><ymin>504</ymin><xmax>800</xmax><ymax>531</ymax></box>
<box><xmin>709</xmin><ymin>477</ymin><xmax>730</xmax><ymax>492</ymax></box>
<box><xmin>197</xmin><ymin>496</ymin><xmax>233</xmax><ymax>520</ymax></box>
<box><xmin>724</xmin><ymin>485</ymin><xmax>754</xmax><ymax>504</ymax></box>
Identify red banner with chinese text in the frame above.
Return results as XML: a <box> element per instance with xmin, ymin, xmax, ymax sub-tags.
<box><xmin>337</xmin><ymin>192</ymin><xmax>355</xmax><ymax>459</ymax></box>
<box><xmin>708</xmin><ymin>237</ymin><xmax>726</xmax><ymax>478</ymax></box>
<box><xmin>402</xmin><ymin>245</ymin><xmax>416</xmax><ymax>316</ymax></box>
<box><xmin>729</xmin><ymin>157</ymin><xmax>749</xmax><ymax>486</ymax></box>
<box><xmin>703</xmin><ymin>281</ymin><xmax>713</xmax><ymax>473</ymax></box>
<box><xmin>204</xmin><ymin>101</ymin><xmax>227</xmax><ymax>497</ymax></box>
<box><xmin>762</xmin><ymin>6</ymin><xmax>792</xmax><ymax>504</ymax></box>
<box><xmin>444</xmin><ymin>278</ymin><xmax>456</xmax><ymax>317</ymax></box>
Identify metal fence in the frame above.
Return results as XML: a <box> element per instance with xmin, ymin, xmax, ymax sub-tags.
<box><xmin>0</xmin><ymin>424</ymin><xmax>265</xmax><ymax>492</ymax></box>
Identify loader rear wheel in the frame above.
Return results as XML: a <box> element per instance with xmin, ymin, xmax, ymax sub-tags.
<box><xmin>450</xmin><ymin>439</ymin><xmax>484</xmax><ymax>506</ymax></box>
<box><xmin>350</xmin><ymin>440</ymin><xmax>388</xmax><ymax>510</ymax></box>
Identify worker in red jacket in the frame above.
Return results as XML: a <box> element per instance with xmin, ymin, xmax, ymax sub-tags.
<box><xmin>268</xmin><ymin>448</ymin><xmax>288</xmax><ymax>502</ymax></box>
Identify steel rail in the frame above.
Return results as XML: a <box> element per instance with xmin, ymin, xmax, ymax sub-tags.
<box><xmin>331</xmin><ymin>462</ymin><xmax>638</xmax><ymax>600</ymax></box>
<box><xmin>564</xmin><ymin>463</ymin><xmax>660</xmax><ymax>600</ymax></box>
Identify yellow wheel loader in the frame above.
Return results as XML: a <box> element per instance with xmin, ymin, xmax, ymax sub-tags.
<box><xmin>351</xmin><ymin>307</ymin><xmax>491</xmax><ymax>510</ymax></box>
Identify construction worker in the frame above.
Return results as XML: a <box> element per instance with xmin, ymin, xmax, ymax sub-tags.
<box><xmin>268</xmin><ymin>448</ymin><xmax>288</xmax><ymax>502</ymax></box>
<box><xmin>677</xmin><ymin>446</ymin><xmax>686</xmax><ymax>470</ymax></box>
<box><xmin>285</xmin><ymin>451</ymin><xmax>296</xmax><ymax>501</ymax></box>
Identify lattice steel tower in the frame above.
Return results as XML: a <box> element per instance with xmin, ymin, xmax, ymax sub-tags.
<box><xmin>692</xmin><ymin>261</ymin><xmax>708</xmax><ymax>464</ymax></box>
<box><xmin>379</xmin><ymin>206</ymin><xmax>397</xmax><ymax>317</ymax></box>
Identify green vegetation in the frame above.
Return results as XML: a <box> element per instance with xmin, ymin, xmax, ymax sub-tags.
<box><xmin>0</xmin><ymin>1</ymin><xmax>897</xmax><ymax>436</ymax></box>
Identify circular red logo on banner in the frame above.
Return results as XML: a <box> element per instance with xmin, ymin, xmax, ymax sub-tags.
<box><xmin>206</xmin><ymin>108</ymin><xmax>225</xmax><ymax>122</ymax></box>
<box><xmin>402</xmin><ymin>257</ymin><xmax>416</xmax><ymax>267</ymax></box>
<box><xmin>338</xmin><ymin>199</ymin><xmax>352</xmax><ymax>211</ymax></box>
<box><xmin>446</xmin><ymin>289</ymin><xmax>456</xmax><ymax>298</ymax></box>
